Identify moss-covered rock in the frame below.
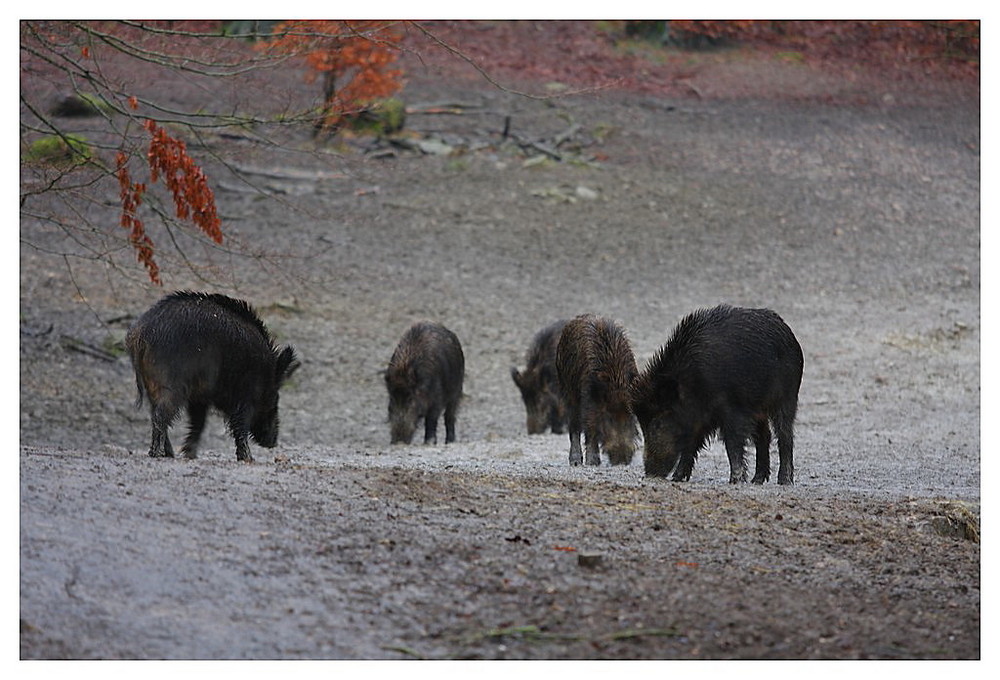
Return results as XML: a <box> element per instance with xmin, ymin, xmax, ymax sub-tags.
<box><xmin>23</xmin><ymin>134</ymin><xmax>93</xmax><ymax>166</ymax></box>
<box><xmin>346</xmin><ymin>98</ymin><xmax>407</xmax><ymax>136</ymax></box>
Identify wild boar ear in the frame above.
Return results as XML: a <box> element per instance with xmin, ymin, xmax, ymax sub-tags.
<box><xmin>276</xmin><ymin>346</ymin><xmax>300</xmax><ymax>385</ymax></box>
<box><xmin>511</xmin><ymin>367</ymin><xmax>524</xmax><ymax>388</ymax></box>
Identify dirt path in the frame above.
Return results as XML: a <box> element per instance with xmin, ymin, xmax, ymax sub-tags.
<box><xmin>19</xmin><ymin>26</ymin><xmax>979</xmax><ymax>660</ymax></box>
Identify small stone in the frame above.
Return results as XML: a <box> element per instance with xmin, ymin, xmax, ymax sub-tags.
<box><xmin>578</xmin><ymin>552</ymin><xmax>603</xmax><ymax>569</ymax></box>
<box><xmin>415</xmin><ymin>138</ymin><xmax>454</xmax><ymax>156</ymax></box>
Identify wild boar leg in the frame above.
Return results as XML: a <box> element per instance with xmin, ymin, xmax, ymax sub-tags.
<box><xmin>181</xmin><ymin>403</ymin><xmax>208</xmax><ymax>459</ymax></box>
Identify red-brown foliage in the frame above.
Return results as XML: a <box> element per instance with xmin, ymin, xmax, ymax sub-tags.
<box><xmin>115</xmin><ymin>151</ymin><xmax>158</xmax><ymax>285</ymax></box>
<box><xmin>662</xmin><ymin>20</ymin><xmax>979</xmax><ymax>74</ymax></box>
<box><xmin>28</xmin><ymin>20</ymin><xmax>978</xmax><ymax>288</ymax></box>
<box><xmin>116</xmin><ymin>120</ymin><xmax>223</xmax><ymax>285</ymax></box>
<box><xmin>412</xmin><ymin>20</ymin><xmax>978</xmax><ymax>99</ymax></box>
<box><xmin>144</xmin><ymin>120</ymin><xmax>223</xmax><ymax>244</ymax></box>
<box><xmin>261</xmin><ymin>20</ymin><xmax>404</xmax><ymax>130</ymax></box>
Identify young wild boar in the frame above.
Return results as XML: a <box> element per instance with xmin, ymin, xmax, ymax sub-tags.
<box><xmin>510</xmin><ymin>319</ymin><xmax>568</xmax><ymax>435</ymax></box>
<box><xmin>125</xmin><ymin>291</ymin><xmax>300</xmax><ymax>462</ymax></box>
<box><xmin>555</xmin><ymin>314</ymin><xmax>639</xmax><ymax>466</ymax></box>
<box><xmin>385</xmin><ymin>321</ymin><xmax>465</xmax><ymax>445</ymax></box>
<box><xmin>631</xmin><ymin>304</ymin><xmax>803</xmax><ymax>484</ymax></box>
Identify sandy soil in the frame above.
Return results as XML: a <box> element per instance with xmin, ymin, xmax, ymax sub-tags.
<box><xmin>19</xmin><ymin>23</ymin><xmax>980</xmax><ymax>660</ymax></box>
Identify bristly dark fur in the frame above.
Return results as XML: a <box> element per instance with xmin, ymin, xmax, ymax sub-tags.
<box><xmin>586</xmin><ymin>317</ymin><xmax>636</xmax><ymax>379</ymax></box>
<box><xmin>525</xmin><ymin>320</ymin><xmax>566</xmax><ymax>375</ymax></box>
<box><xmin>556</xmin><ymin>314</ymin><xmax>638</xmax><ymax>465</ymax></box>
<box><xmin>631</xmin><ymin>305</ymin><xmax>724</xmax><ymax>409</ymax></box>
<box><xmin>165</xmin><ymin>291</ymin><xmax>274</xmax><ymax>346</ymax></box>
<box><xmin>632</xmin><ymin>303</ymin><xmax>802</xmax><ymax>484</ymax></box>
<box><xmin>126</xmin><ymin>290</ymin><xmax>299</xmax><ymax>462</ymax></box>
<box><xmin>511</xmin><ymin>319</ymin><xmax>568</xmax><ymax>434</ymax></box>
<box><xmin>385</xmin><ymin>321</ymin><xmax>465</xmax><ymax>445</ymax></box>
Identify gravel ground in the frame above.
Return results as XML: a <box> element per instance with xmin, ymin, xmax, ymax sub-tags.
<box><xmin>19</xmin><ymin>30</ymin><xmax>980</xmax><ymax>661</ymax></box>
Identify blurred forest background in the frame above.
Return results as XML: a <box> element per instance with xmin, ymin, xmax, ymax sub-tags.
<box><xmin>20</xmin><ymin>19</ymin><xmax>980</xmax><ymax>288</ymax></box>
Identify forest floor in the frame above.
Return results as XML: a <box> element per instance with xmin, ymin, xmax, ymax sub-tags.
<box><xmin>19</xmin><ymin>21</ymin><xmax>981</xmax><ymax>662</ymax></box>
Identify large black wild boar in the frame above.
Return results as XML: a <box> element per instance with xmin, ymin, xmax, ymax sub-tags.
<box><xmin>511</xmin><ymin>319</ymin><xmax>568</xmax><ymax>435</ymax></box>
<box><xmin>631</xmin><ymin>304</ymin><xmax>803</xmax><ymax>484</ymax></box>
<box><xmin>125</xmin><ymin>291</ymin><xmax>300</xmax><ymax>462</ymax></box>
<box><xmin>385</xmin><ymin>321</ymin><xmax>464</xmax><ymax>445</ymax></box>
<box><xmin>555</xmin><ymin>314</ymin><xmax>638</xmax><ymax>466</ymax></box>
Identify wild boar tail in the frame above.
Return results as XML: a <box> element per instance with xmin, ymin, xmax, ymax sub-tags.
<box><xmin>133</xmin><ymin>372</ymin><xmax>145</xmax><ymax>409</ymax></box>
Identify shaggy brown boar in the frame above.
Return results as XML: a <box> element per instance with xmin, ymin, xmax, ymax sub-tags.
<box><xmin>385</xmin><ymin>322</ymin><xmax>464</xmax><ymax>445</ymax></box>
<box><xmin>511</xmin><ymin>319</ymin><xmax>568</xmax><ymax>435</ymax></box>
<box><xmin>555</xmin><ymin>314</ymin><xmax>638</xmax><ymax>466</ymax></box>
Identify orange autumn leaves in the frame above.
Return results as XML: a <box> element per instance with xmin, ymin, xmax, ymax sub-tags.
<box><xmin>115</xmin><ymin>151</ymin><xmax>155</xmax><ymax>284</ymax></box>
<box><xmin>116</xmin><ymin>120</ymin><xmax>222</xmax><ymax>286</ymax></box>
<box><xmin>116</xmin><ymin>21</ymin><xmax>402</xmax><ymax>284</ymax></box>
<box><xmin>144</xmin><ymin>120</ymin><xmax>222</xmax><ymax>245</ymax></box>
<box><xmin>263</xmin><ymin>20</ymin><xmax>404</xmax><ymax>130</ymax></box>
